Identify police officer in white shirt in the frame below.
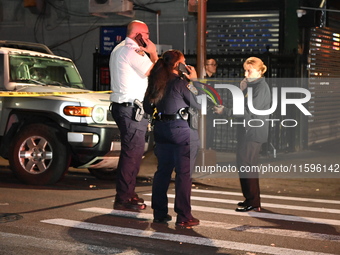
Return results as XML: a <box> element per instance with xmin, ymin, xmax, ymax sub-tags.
<box><xmin>109</xmin><ymin>20</ymin><xmax>158</xmax><ymax>211</ymax></box>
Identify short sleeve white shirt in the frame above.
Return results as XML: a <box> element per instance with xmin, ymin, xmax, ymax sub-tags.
<box><xmin>109</xmin><ymin>37</ymin><xmax>153</xmax><ymax>103</ymax></box>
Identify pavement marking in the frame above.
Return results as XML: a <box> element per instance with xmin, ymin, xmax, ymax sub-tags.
<box><xmin>142</xmin><ymin>193</ymin><xmax>340</xmax><ymax>214</ymax></box>
<box><xmin>0</xmin><ymin>231</ymin><xmax>154</xmax><ymax>254</ymax></box>
<box><xmin>79</xmin><ymin>207</ymin><xmax>340</xmax><ymax>242</ymax></box>
<box><xmin>41</xmin><ymin>218</ymin><xmax>335</xmax><ymax>255</ymax></box>
<box><xmin>130</xmin><ymin>201</ymin><xmax>340</xmax><ymax>226</ymax></box>
<box><xmin>191</xmin><ymin>189</ymin><xmax>340</xmax><ymax>205</ymax></box>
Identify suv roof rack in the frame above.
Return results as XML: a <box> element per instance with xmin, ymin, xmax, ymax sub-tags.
<box><xmin>0</xmin><ymin>40</ymin><xmax>53</xmax><ymax>54</ymax></box>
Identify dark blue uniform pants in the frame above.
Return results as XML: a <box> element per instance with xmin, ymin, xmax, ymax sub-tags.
<box><xmin>111</xmin><ymin>104</ymin><xmax>148</xmax><ymax>203</ymax></box>
<box><xmin>152</xmin><ymin>120</ymin><xmax>199</xmax><ymax>222</ymax></box>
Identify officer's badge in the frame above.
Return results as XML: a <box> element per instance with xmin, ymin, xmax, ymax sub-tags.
<box><xmin>135</xmin><ymin>49</ymin><xmax>145</xmax><ymax>56</ymax></box>
<box><xmin>187</xmin><ymin>82</ymin><xmax>198</xmax><ymax>95</ymax></box>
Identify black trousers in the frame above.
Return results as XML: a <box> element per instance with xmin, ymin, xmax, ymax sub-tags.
<box><xmin>151</xmin><ymin>120</ymin><xmax>200</xmax><ymax>222</ymax></box>
<box><xmin>236</xmin><ymin>136</ymin><xmax>263</xmax><ymax>207</ymax></box>
<box><xmin>111</xmin><ymin>104</ymin><xmax>148</xmax><ymax>203</ymax></box>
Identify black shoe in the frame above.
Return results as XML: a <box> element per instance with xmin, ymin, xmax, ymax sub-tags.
<box><xmin>113</xmin><ymin>200</ymin><xmax>147</xmax><ymax>211</ymax></box>
<box><xmin>237</xmin><ymin>201</ymin><xmax>246</xmax><ymax>207</ymax></box>
<box><xmin>131</xmin><ymin>194</ymin><xmax>144</xmax><ymax>204</ymax></box>
<box><xmin>153</xmin><ymin>214</ymin><xmax>172</xmax><ymax>223</ymax></box>
<box><xmin>235</xmin><ymin>205</ymin><xmax>261</xmax><ymax>212</ymax></box>
<box><xmin>176</xmin><ymin>217</ymin><xmax>200</xmax><ymax>227</ymax></box>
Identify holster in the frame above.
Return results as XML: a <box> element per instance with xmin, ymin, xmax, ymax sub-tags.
<box><xmin>178</xmin><ymin>107</ymin><xmax>199</xmax><ymax>129</ymax></box>
<box><xmin>133</xmin><ymin>99</ymin><xmax>145</xmax><ymax>122</ymax></box>
<box><xmin>188</xmin><ymin>107</ymin><xmax>199</xmax><ymax>130</ymax></box>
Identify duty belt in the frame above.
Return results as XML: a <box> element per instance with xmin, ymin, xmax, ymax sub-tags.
<box><xmin>111</xmin><ymin>102</ymin><xmax>134</xmax><ymax>107</ymax></box>
<box><xmin>156</xmin><ymin>113</ymin><xmax>183</xmax><ymax>121</ymax></box>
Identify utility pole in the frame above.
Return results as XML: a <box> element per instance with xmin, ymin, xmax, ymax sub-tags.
<box><xmin>197</xmin><ymin>0</ymin><xmax>207</xmax><ymax>79</ymax></box>
<box><xmin>195</xmin><ymin>0</ymin><xmax>217</xmax><ymax>172</ymax></box>
<box><xmin>197</xmin><ymin>0</ymin><xmax>207</xmax><ymax>150</ymax></box>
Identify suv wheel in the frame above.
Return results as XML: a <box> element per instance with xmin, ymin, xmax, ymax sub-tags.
<box><xmin>9</xmin><ymin>124</ymin><xmax>70</xmax><ymax>185</ymax></box>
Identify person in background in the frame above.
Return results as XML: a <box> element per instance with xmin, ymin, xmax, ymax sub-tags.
<box><xmin>109</xmin><ymin>20</ymin><xmax>158</xmax><ymax>211</ymax></box>
<box><xmin>143</xmin><ymin>50</ymin><xmax>201</xmax><ymax>227</ymax></box>
<box><xmin>214</xmin><ymin>57</ymin><xmax>271</xmax><ymax>212</ymax></box>
<box><xmin>205</xmin><ymin>58</ymin><xmax>218</xmax><ymax>78</ymax></box>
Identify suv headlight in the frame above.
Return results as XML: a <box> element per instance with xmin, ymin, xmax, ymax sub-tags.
<box><xmin>92</xmin><ymin>106</ymin><xmax>105</xmax><ymax>123</ymax></box>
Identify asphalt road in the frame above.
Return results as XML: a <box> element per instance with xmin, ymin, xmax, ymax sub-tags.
<box><xmin>0</xmin><ymin>157</ymin><xmax>339</xmax><ymax>255</ymax></box>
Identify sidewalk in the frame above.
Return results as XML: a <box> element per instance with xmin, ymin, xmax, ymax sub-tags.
<box><xmin>139</xmin><ymin>141</ymin><xmax>340</xmax><ymax>200</ymax></box>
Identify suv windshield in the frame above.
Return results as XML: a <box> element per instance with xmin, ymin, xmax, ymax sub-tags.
<box><xmin>9</xmin><ymin>54</ymin><xmax>85</xmax><ymax>89</ymax></box>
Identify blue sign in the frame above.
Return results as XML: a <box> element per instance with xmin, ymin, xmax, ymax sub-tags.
<box><xmin>100</xmin><ymin>26</ymin><xmax>127</xmax><ymax>55</ymax></box>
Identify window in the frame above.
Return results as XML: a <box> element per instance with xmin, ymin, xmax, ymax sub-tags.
<box><xmin>207</xmin><ymin>12</ymin><xmax>280</xmax><ymax>54</ymax></box>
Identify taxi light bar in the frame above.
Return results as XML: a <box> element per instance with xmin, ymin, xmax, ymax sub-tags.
<box><xmin>64</xmin><ymin>106</ymin><xmax>93</xmax><ymax>117</ymax></box>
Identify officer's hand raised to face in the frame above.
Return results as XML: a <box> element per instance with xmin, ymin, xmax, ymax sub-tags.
<box><xmin>183</xmin><ymin>65</ymin><xmax>197</xmax><ymax>80</ymax></box>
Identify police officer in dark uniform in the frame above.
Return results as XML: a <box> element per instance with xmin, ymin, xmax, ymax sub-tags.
<box><xmin>109</xmin><ymin>20</ymin><xmax>158</xmax><ymax>211</ymax></box>
<box><xmin>143</xmin><ymin>50</ymin><xmax>201</xmax><ymax>227</ymax></box>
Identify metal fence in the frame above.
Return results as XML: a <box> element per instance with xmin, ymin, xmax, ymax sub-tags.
<box><xmin>185</xmin><ymin>52</ymin><xmax>302</xmax><ymax>154</ymax></box>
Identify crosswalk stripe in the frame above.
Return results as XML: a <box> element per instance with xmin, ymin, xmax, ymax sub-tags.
<box><xmin>0</xmin><ymin>231</ymin><xmax>151</xmax><ymax>255</ymax></box>
<box><xmin>140</xmin><ymin>201</ymin><xmax>340</xmax><ymax>226</ymax></box>
<box><xmin>41</xmin><ymin>218</ymin><xmax>335</xmax><ymax>255</ymax></box>
<box><xmin>191</xmin><ymin>189</ymin><xmax>340</xmax><ymax>205</ymax></box>
<box><xmin>79</xmin><ymin>207</ymin><xmax>340</xmax><ymax>242</ymax></box>
<box><xmin>142</xmin><ymin>193</ymin><xmax>340</xmax><ymax>214</ymax></box>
